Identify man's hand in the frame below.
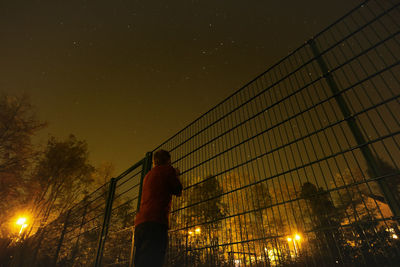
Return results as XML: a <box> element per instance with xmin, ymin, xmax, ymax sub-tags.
<box><xmin>172</xmin><ymin>167</ymin><xmax>182</xmax><ymax>196</ymax></box>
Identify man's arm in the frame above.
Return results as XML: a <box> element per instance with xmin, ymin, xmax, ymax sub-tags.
<box><xmin>170</xmin><ymin>167</ymin><xmax>183</xmax><ymax>196</ymax></box>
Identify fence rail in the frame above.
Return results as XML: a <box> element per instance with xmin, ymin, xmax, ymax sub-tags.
<box><xmin>29</xmin><ymin>0</ymin><xmax>400</xmax><ymax>266</ymax></box>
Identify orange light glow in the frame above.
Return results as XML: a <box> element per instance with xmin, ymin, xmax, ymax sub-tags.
<box><xmin>16</xmin><ymin>217</ymin><xmax>27</xmax><ymax>226</ymax></box>
<box><xmin>15</xmin><ymin>217</ymin><xmax>29</xmax><ymax>236</ymax></box>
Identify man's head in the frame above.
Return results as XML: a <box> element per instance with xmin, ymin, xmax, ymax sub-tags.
<box><xmin>153</xmin><ymin>149</ymin><xmax>171</xmax><ymax>166</ymax></box>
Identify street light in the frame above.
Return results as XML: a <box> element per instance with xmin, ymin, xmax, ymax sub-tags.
<box><xmin>287</xmin><ymin>233</ymin><xmax>302</xmax><ymax>256</ymax></box>
<box><xmin>16</xmin><ymin>217</ymin><xmax>28</xmax><ymax>236</ymax></box>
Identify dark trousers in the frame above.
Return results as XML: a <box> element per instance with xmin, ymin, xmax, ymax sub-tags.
<box><xmin>134</xmin><ymin>222</ymin><xmax>168</xmax><ymax>267</ymax></box>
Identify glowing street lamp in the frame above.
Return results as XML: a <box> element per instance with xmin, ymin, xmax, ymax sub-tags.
<box><xmin>295</xmin><ymin>234</ymin><xmax>301</xmax><ymax>241</ymax></box>
<box><xmin>287</xmin><ymin>233</ymin><xmax>302</xmax><ymax>256</ymax></box>
<box><xmin>188</xmin><ymin>227</ymin><xmax>201</xmax><ymax>239</ymax></box>
<box><xmin>386</xmin><ymin>228</ymin><xmax>399</xmax><ymax>240</ymax></box>
<box><xmin>16</xmin><ymin>217</ymin><xmax>28</xmax><ymax>236</ymax></box>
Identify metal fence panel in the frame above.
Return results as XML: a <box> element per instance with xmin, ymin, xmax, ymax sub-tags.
<box><xmin>154</xmin><ymin>0</ymin><xmax>400</xmax><ymax>266</ymax></box>
<box><xmin>30</xmin><ymin>156</ymin><xmax>150</xmax><ymax>267</ymax></box>
<box><xmin>32</xmin><ymin>181</ymin><xmax>109</xmax><ymax>266</ymax></box>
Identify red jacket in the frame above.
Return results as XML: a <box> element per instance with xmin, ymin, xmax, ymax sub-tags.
<box><xmin>135</xmin><ymin>164</ymin><xmax>182</xmax><ymax>226</ymax></box>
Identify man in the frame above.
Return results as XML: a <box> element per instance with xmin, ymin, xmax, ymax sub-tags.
<box><xmin>134</xmin><ymin>149</ymin><xmax>183</xmax><ymax>267</ymax></box>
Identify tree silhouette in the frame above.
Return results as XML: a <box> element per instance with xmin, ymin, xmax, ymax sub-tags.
<box><xmin>0</xmin><ymin>93</ymin><xmax>45</xmax><ymax>238</ymax></box>
<box><xmin>167</xmin><ymin>174</ymin><xmax>226</xmax><ymax>266</ymax></box>
<box><xmin>366</xmin><ymin>157</ymin><xmax>400</xmax><ymax>209</ymax></box>
<box><xmin>28</xmin><ymin>135</ymin><xmax>95</xmax><ymax>228</ymax></box>
<box><xmin>300</xmin><ymin>182</ymin><xmax>342</xmax><ymax>263</ymax></box>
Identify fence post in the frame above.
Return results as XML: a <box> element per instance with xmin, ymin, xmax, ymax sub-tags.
<box><xmin>137</xmin><ymin>152</ymin><xmax>153</xmax><ymax>212</ymax></box>
<box><xmin>94</xmin><ymin>177</ymin><xmax>117</xmax><ymax>267</ymax></box>
<box><xmin>129</xmin><ymin>152</ymin><xmax>153</xmax><ymax>267</ymax></box>
<box><xmin>53</xmin><ymin>209</ymin><xmax>71</xmax><ymax>266</ymax></box>
<box><xmin>309</xmin><ymin>38</ymin><xmax>400</xmax><ymax>218</ymax></box>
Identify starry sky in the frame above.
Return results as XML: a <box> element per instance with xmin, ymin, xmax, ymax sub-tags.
<box><xmin>1</xmin><ymin>0</ymin><xmax>362</xmax><ymax>173</ymax></box>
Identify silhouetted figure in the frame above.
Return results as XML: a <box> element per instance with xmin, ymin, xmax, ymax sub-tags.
<box><xmin>134</xmin><ymin>150</ymin><xmax>182</xmax><ymax>267</ymax></box>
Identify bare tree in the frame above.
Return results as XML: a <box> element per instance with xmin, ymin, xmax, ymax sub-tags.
<box><xmin>0</xmin><ymin>93</ymin><xmax>45</xmax><ymax>237</ymax></box>
<box><xmin>28</xmin><ymin>135</ymin><xmax>95</xmax><ymax>229</ymax></box>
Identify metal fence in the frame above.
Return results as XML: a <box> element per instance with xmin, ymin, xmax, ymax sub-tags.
<box><xmin>27</xmin><ymin>155</ymin><xmax>151</xmax><ymax>267</ymax></box>
<box><xmin>31</xmin><ymin>0</ymin><xmax>400</xmax><ymax>266</ymax></box>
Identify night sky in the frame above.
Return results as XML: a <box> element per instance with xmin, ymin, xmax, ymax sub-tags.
<box><xmin>1</xmin><ymin>0</ymin><xmax>362</xmax><ymax>173</ymax></box>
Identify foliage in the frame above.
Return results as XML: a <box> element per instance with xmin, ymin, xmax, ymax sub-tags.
<box><xmin>366</xmin><ymin>157</ymin><xmax>400</xmax><ymax>208</ymax></box>
<box><xmin>28</xmin><ymin>135</ymin><xmax>95</xmax><ymax>228</ymax></box>
<box><xmin>0</xmin><ymin>93</ymin><xmax>46</xmax><ymax>237</ymax></box>
<box><xmin>166</xmin><ymin>174</ymin><xmax>227</xmax><ymax>266</ymax></box>
<box><xmin>0</xmin><ymin>93</ymin><xmax>110</xmax><ymax>266</ymax></box>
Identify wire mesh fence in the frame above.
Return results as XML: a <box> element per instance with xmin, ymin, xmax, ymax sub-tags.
<box><xmin>25</xmin><ymin>159</ymin><xmax>148</xmax><ymax>267</ymax></box>
<box><xmin>31</xmin><ymin>181</ymin><xmax>109</xmax><ymax>266</ymax></box>
<box><xmin>29</xmin><ymin>0</ymin><xmax>400</xmax><ymax>266</ymax></box>
<box><xmin>157</xmin><ymin>0</ymin><xmax>400</xmax><ymax>265</ymax></box>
